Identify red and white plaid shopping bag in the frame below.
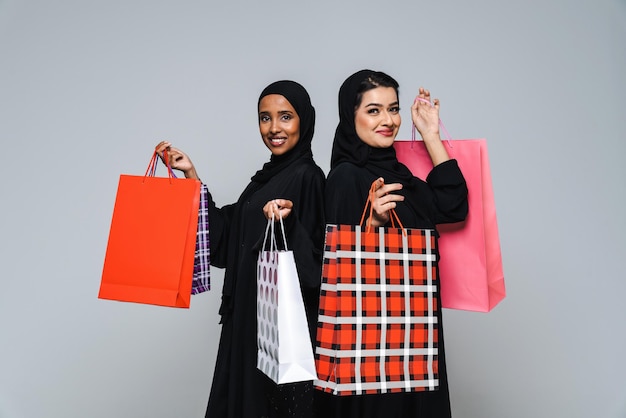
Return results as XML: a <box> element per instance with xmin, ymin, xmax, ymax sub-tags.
<box><xmin>315</xmin><ymin>180</ymin><xmax>441</xmax><ymax>395</ymax></box>
<box><xmin>314</xmin><ymin>222</ymin><xmax>441</xmax><ymax>396</ymax></box>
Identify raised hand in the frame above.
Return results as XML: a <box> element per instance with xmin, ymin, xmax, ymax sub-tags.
<box><xmin>410</xmin><ymin>87</ymin><xmax>440</xmax><ymax>140</ymax></box>
<box><xmin>409</xmin><ymin>88</ymin><xmax>451</xmax><ymax>166</ymax></box>
<box><xmin>154</xmin><ymin>141</ymin><xmax>199</xmax><ymax>180</ymax></box>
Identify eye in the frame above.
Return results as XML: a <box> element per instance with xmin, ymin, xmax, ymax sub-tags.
<box><xmin>280</xmin><ymin>114</ymin><xmax>292</xmax><ymax>121</ymax></box>
<box><xmin>367</xmin><ymin>108</ymin><xmax>380</xmax><ymax>115</ymax></box>
<box><xmin>389</xmin><ymin>106</ymin><xmax>400</xmax><ymax>114</ymax></box>
<box><xmin>259</xmin><ymin>114</ymin><xmax>270</xmax><ymax>122</ymax></box>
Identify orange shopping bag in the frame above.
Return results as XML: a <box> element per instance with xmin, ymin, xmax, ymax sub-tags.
<box><xmin>99</xmin><ymin>150</ymin><xmax>201</xmax><ymax>308</ymax></box>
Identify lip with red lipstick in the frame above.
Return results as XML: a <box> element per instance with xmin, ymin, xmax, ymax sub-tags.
<box><xmin>376</xmin><ymin>129</ymin><xmax>395</xmax><ymax>137</ymax></box>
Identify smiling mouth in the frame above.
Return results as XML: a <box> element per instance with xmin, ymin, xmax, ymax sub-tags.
<box><xmin>270</xmin><ymin>138</ymin><xmax>287</xmax><ymax>145</ymax></box>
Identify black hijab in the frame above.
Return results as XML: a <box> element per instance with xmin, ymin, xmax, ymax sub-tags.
<box><xmin>330</xmin><ymin>69</ymin><xmax>413</xmax><ymax>183</ymax></box>
<box><xmin>251</xmin><ymin>80</ymin><xmax>316</xmax><ymax>183</ymax></box>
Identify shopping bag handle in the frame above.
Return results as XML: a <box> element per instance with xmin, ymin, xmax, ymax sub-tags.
<box><xmin>261</xmin><ymin>212</ymin><xmax>289</xmax><ymax>252</ymax></box>
<box><xmin>410</xmin><ymin>97</ymin><xmax>454</xmax><ymax>149</ymax></box>
<box><xmin>143</xmin><ymin>149</ymin><xmax>178</xmax><ymax>183</ymax></box>
<box><xmin>359</xmin><ymin>180</ymin><xmax>406</xmax><ymax>235</ymax></box>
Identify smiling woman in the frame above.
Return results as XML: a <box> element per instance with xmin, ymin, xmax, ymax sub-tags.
<box><xmin>258</xmin><ymin>94</ymin><xmax>301</xmax><ymax>156</ymax></box>
<box><xmin>354</xmin><ymin>86</ymin><xmax>401</xmax><ymax>149</ymax></box>
<box><xmin>156</xmin><ymin>80</ymin><xmax>326</xmax><ymax>418</ymax></box>
<box><xmin>317</xmin><ymin>70</ymin><xmax>468</xmax><ymax>418</ymax></box>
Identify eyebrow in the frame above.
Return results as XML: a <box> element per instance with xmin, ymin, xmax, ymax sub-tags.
<box><xmin>258</xmin><ymin>110</ymin><xmax>294</xmax><ymax>114</ymax></box>
<box><xmin>364</xmin><ymin>101</ymin><xmax>399</xmax><ymax>107</ymax></box>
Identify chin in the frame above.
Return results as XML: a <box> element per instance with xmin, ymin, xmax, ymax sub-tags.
<box><xmin>270</xmin><ymin>148</ymin><xmax>291</xmax><ymax>156</ymax></box>
<box><xmin>377</xmin><ymin>140</ymin><xmax>395</xmax><ymax>148</ymax></box>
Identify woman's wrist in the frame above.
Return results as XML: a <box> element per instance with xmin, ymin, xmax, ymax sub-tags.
<box><xmin>419</xmin><ymin>132</ymin><xmax>441</xmax><ymax>143</ymax></box>
<box><xmin>183</xmin><ymin>167</ymin><xmax>200</xmax><ymax>180</ymax></box>
<box><xmin>366</xmin><ymin>216</ymin><xmax>385</xmax><ymax>228</ymax></box>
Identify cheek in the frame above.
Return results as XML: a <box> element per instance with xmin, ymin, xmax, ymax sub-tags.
<box><xmin>354</xmin><ymin>115</ymin><xmax>369</xmax><ymax>138</ymax></box>
<box><xmin>393</xmin><ymin>116</ymin><xmax>401</xmax><ymax>134</ymax></box>
<box><xmin>289</xmin><ymin>132</ymin><xmax>300</xmax><ymax>147</ymax></box>
<box><xmin>355</xmin><ymin>113</ymin><xmax>366</xmax><ymax>128</ymax></box>
<box><xmin>288</xmin><ymin>122</ymin><xmax>300</xmax><ymax>142</ymax></box>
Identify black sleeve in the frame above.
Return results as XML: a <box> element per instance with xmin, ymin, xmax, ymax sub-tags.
<box><xmin>426</xmin><ymin>159</ymin><xmax>469</xmax><ymax>224</ymax></box>
<box><xmin>282</xmin><ymin>166</ymin><xmax>326</xmax><ymax>291</ymax></box>
<box><xmin>205</xmin><ymin>187</ymin><xmax>236</xmax><ymax>268</ymax></box>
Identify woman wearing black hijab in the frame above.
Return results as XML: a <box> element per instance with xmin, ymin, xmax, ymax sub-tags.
<box><xmin>316</xmin><ymin>70</ymin><xmax>468</xmax><ymax>417</ymax></box>
<box><xmin>157</xmin><ymin>80</ymin><xmax>325</xmax><ymax>418</ymax></box>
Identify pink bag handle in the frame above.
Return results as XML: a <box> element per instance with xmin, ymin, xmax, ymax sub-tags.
<box><xmin>410</xmin><ymin>97</ymin><xmax>454</xmax><ymax>148</ymax></box>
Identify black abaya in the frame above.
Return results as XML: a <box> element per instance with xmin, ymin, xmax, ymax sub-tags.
<box><xmin>204</xmin><ymin>80</ymin><xmax>325</xmax><ymax>418</ymax></box>
<box><xmin>206</xmin><ymin>160</ymin><xmax>325</xmax><ymax>418</ymax></box>
<box><xmin>315</xmin><ymin>160</ymin><xmax>467</xmax><ymax>418</ymax></box>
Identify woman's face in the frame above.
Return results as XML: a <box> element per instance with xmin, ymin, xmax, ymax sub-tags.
<box><xmin>354</xmin><ymin>86</ymin><xmax>400</xmax><ymax>148</ymax></box>
<box><xmin>258</xmin><ymin>94</ymin><xmax>300</xmax><ymax>156</ymax></box>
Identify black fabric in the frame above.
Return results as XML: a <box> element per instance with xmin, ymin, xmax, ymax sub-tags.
<box><xmin>324</xmin><ymin>159</ymin><xmax>468</xmax><ymax>230</ymax></box>
<box><xmin>315</xmin><ymin>70</ymin><xmax>468</xmax><ymax>418</ymax></box>
<box><xmin>330</xmin><ymin>69</ymin><xmax>413</xmax><ymax>183</ymax></box>
<box><xmin>204</xmin><ymin>81</ymin><xmax>325</xmax><ymax>418</ymax></box>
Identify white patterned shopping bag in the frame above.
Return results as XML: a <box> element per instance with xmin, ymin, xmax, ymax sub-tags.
<box><xmin>256</xmin><ymin>215</ymin><xmax>317</xmax><ymax>384</ymax></box>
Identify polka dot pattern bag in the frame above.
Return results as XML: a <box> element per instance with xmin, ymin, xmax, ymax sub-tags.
<box><xmin>256</xmin><ymin>214</ymin><xmax>317</xmax><ymax>384</ymax></box>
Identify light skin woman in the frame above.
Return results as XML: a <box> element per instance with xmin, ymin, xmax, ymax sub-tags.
<box><xmin>318</xmin><ymin>69</ymin><xmax>468</xmax><ymax>418</ymax></box>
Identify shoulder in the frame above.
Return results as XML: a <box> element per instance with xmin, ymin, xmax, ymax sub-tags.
<box><xmin>326</xmin><ymin>163</ymin><xmax>374</xmax><ymax>200</ymax></box>
<box><xmin>327</xmin><ymin>162</ymin><xmax>378</xmax><ymax>192</ymax></box>
<box><xmin>288</xmin><ymin>160</ymin><xmax>326</xmax><ymax>188</ymax></box>
<box><xmin>327</xmin><ymin>162</ymin><xmax>364</xmax><ymax>183</ymax></box>
<box><xmin>286</xmin><ymin>159</ymin><xmax>325</xmax><ymax>178</ymax></box>
<box><xmin>269</xmin><ymin>159</ymin><xmax>325</xmax><ymax>197</ymax></box>
<box><xmin>324</xmin><ymin>163</ymin><xmax>372</xmax><ymax>224</ymax></box>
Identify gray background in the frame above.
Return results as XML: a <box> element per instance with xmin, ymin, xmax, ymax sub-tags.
<box><xmin>1</xmin><ymin>0</ymin><xmax>625</xmax><ymax>417</ymax></box>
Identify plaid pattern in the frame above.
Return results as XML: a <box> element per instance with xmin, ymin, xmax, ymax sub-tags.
<box><xmin>191</xmin><ymin>184</ymin><xmax>210</xmax><ymax>294</ymax></box>
<box><xmin>315</xmin><ymin>224</ymin><xmax>440</xmax><ymax>395</ymax></box>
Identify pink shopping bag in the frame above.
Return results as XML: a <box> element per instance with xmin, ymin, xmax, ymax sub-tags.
<box><xmin>393</xmin><ymin>123</ymin><xmax>505</xmax><ymax>312</ymax></box>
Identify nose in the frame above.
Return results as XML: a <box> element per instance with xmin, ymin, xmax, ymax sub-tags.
<box><xmin>381</xmin><ymin>110</ymin><xmax>394</xmax><ymax>127</ymax></box>
<box><xmin>269</xmin><ymin>119</ymin><xmax>281</xmax><ymax>133</ymax></box>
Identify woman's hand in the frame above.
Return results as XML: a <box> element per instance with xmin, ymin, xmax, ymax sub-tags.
<box><xmin>367</xmin><ymin>178</ymin><xmax>404</xmax><ymax>227</ymax></box>
<box><xmin>410</xmin><ymin>88</ymin><xmax>450</xmax><ymax>166</ymax></box>
<box><xmin>263</xmin><ymin>199</ymin><xmax>293</xmax><ymax>221</ymax></box>
<box><xmin>155</xmin><ymin>141</ymin><xmax>200</xmax><ymax>180</ymax></box>
<box><xmin>411</xmin><ymin>87</ymin><xmax>440</xmax><ymax>141</ymax></box>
